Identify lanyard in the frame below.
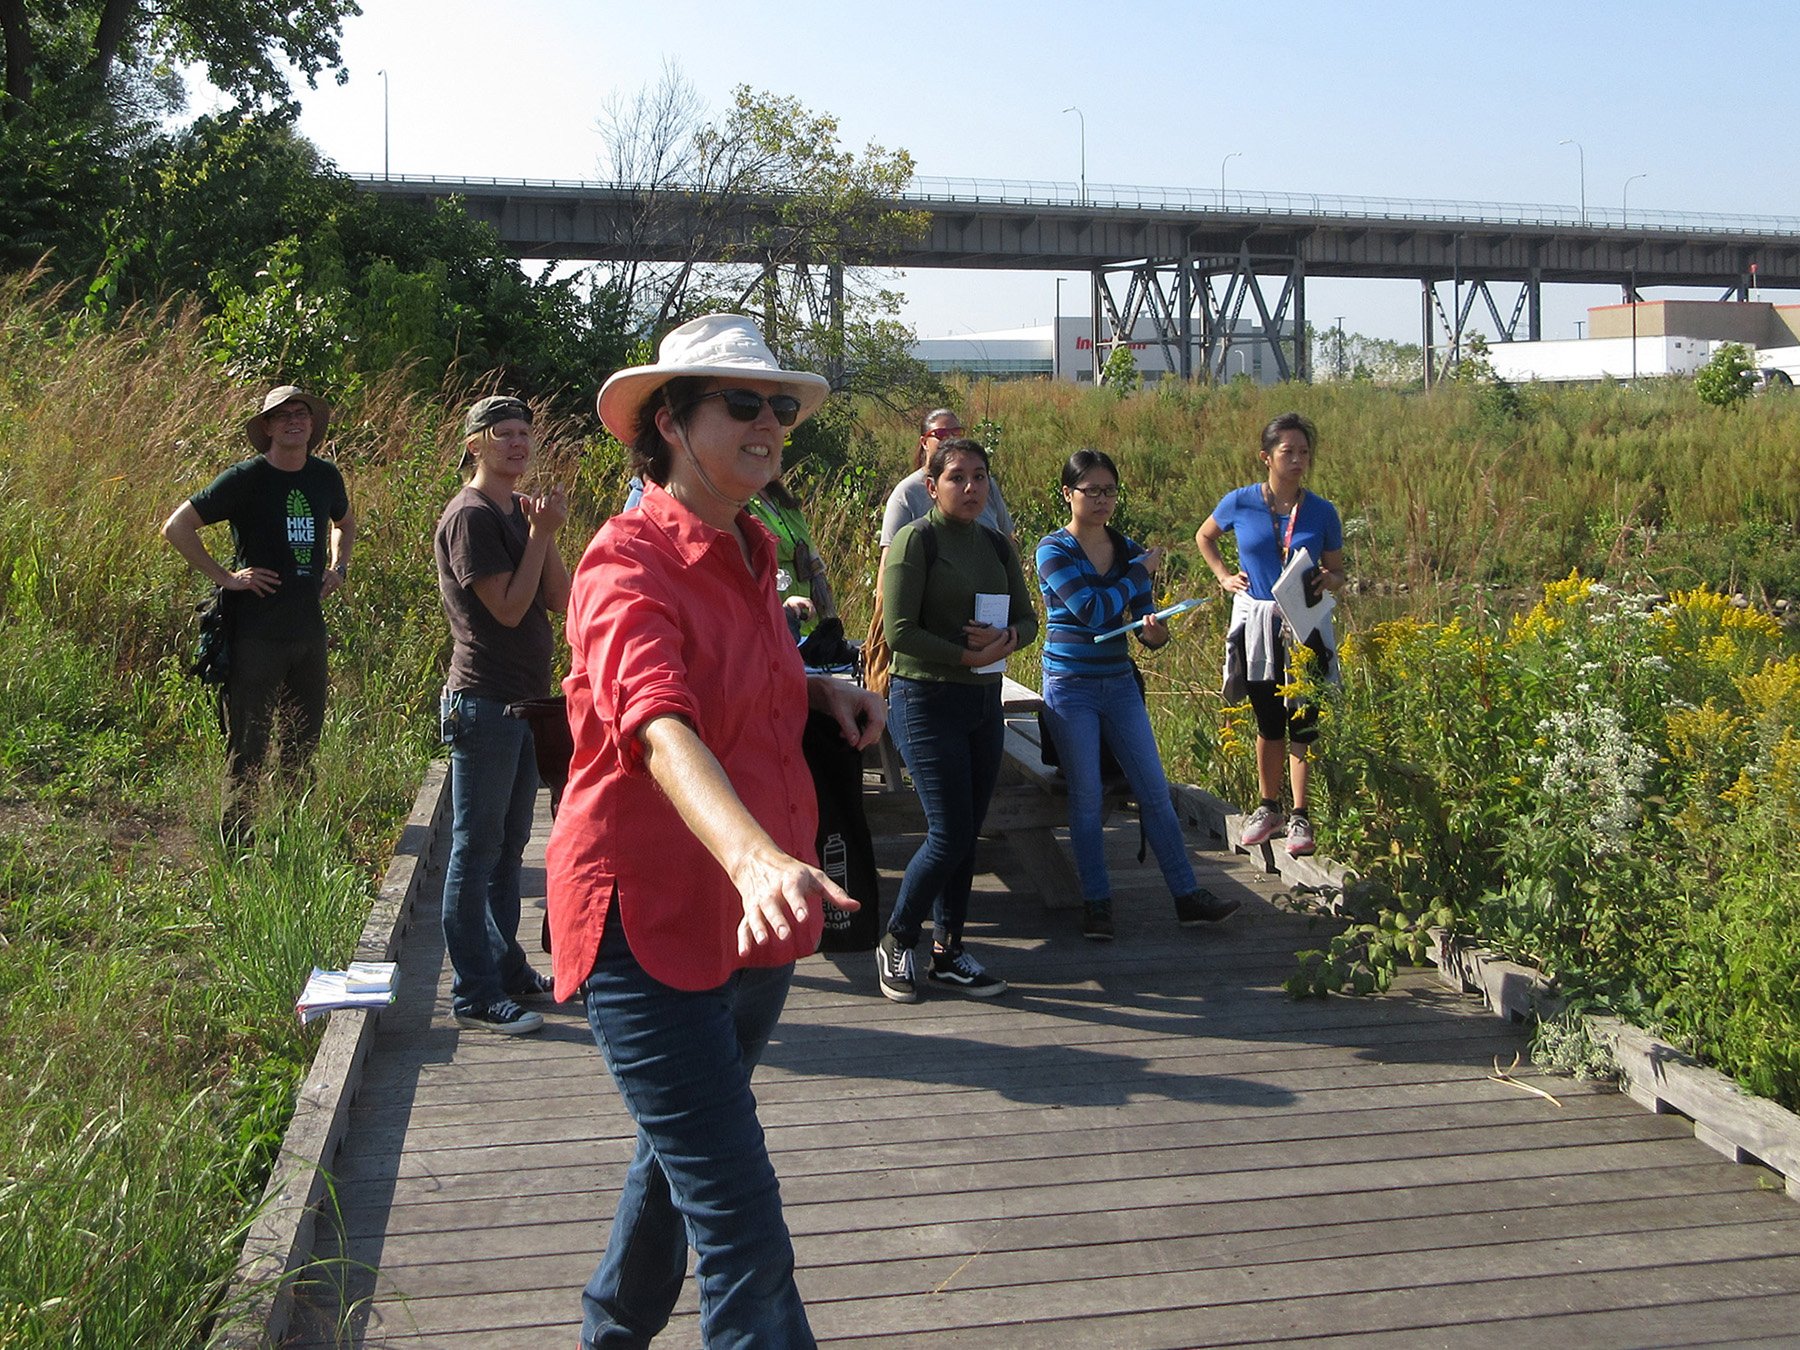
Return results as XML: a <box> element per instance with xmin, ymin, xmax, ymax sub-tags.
<box><xmin>1265</xmin><ymin>487</ymin><xmax>1305</xmax><ymax>563</ymax></box>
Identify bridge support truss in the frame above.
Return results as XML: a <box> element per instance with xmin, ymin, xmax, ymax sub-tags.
<box><xmin>1420</xmin><ymin>273</ymin><xmax>1543</xmax><ymax>384</ymax></box>
<box><xmin>1090</xmin><ymin>245</ymin><xmax>1309</xmax><ymax>384</ymax></box>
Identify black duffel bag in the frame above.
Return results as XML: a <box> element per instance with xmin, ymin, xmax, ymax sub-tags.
<box><xmin>801</xmin><ymin>709</ymin><xmax>881</xmax><ymax>952</ymax></box>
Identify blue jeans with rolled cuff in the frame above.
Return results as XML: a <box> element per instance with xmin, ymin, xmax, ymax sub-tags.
<box><xmin>441</xmin><ymin>691</ymin><xmax>538</xmax><ymax>1011</ymax></box>
<box><xmin>580</xmin><ymin>916</ymin><xmax>811</xmax><ymax>1349</ymax></box>
<box><xmin>1042</xmin><ymin>671</ymin><xmax>1198</xmax><ymax>904</ymax></box>
<box><xmin>885</xmin><ymin>676</ymin><xmax>1006</xmax><ymax>950</ymax></box>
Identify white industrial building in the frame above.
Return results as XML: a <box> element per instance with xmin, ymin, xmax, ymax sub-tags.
<box><xmin>912</xmin><ymin>316</ymin><xmax>1292</xmax><ymax>384</ymax></box>
<box><xmin>1483</xmin><ymin>299</ymin><xmax>1800</xmax><ymax>384</ymax></box>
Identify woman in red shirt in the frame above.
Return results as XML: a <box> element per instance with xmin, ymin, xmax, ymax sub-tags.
<box><xmin>549</xmin><ymin>315</ymin><xmax>883</xmax><ymax>1349</ymax></box>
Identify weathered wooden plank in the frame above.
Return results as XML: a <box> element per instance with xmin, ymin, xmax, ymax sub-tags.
<box><xmin>286</xmin><ymin>799</ymin><xmax>1800</xmax><ymax>1348</ymax></box>
<box><xmin>816</xmin><ymin>1254</ymin><xmax>1800</xmax><ymax>1346</ymax></box>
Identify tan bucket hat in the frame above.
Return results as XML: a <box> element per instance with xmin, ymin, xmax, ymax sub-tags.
<box><xmin>245</xmin><ymin>385</ymin><xmax>331</xmax><ymax>453</ymax></box>
<box><xmin>596</xmin><ymin>314</ymin><xmax>830</xmax><ymax>444</ymax></box>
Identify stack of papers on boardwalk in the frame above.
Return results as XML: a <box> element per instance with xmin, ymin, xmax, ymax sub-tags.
<box><xmin>296</xmin><ymin>961</ymin><xmax>398</xmax><ymax>1024</ymax></box>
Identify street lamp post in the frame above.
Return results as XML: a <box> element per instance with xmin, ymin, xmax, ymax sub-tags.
<box><xmin>1219</xmin><ymin>151</ymin><xmax>1242</xmax><ymax>209</ymax></box>
<box><xmin>378</xmin><ymin>68</ymin><xmax>390</xmax><ymax>178</ymax></box>
<box><xmin>1061</xmin><ymin>106</ymin><xmax>1085</xmax><ymax>205</ymax></box>
<box><xmin>1559</xmin><ymin>137</ymin><xmax>1585</xmax><ymax>224</ymax></box>
<box><xmin>1054</xmin><ymin>276</ymin><xmax>1068</xmax><ymax>381</ymax></box>
<box><xmin>1622</xmin><ymin>172</ymin><xmax>1647</xmax><ymax>228</ymax></box>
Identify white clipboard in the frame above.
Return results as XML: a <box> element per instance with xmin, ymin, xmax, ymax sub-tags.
<box><xmin>1271</xmin><ymin>545</ymin><xmax>1335</xmax><ymax>645</ymax></box>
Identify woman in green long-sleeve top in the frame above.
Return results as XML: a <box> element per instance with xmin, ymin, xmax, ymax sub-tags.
<box><xmin>874</xmin><ymin>438</ymin><xmax>1038</xmax><ymax>1004</ymax></box>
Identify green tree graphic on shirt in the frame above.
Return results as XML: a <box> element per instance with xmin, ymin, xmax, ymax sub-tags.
<box><xmin>286</xmin><ymin>488</ymin><xmax>316</xmax><ymax>571</ymax></box>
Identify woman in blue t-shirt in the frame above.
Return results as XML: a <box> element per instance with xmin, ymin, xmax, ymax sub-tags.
<box><xmin>1195</xmin><ymin>412</ymin><xmax>1346</xmax><ymax>858</ymax></box>
<box><xmin>1037</xmin><ymin>449</ymin><xmax>1239</xmax><ymax>939</ymax></box>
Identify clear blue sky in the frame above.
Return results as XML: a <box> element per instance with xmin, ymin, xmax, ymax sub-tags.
<box><xmin>269</xmin><ymin>0</ymin><xmax>1800</xmax><ymax>343</ymax></box>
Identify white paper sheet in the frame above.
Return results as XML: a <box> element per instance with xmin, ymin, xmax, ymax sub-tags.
<box><xmin>1271</xmin><ymin>546</ymin><xmax>1336</xmax><ymax>645</ymax></box>
<box><xmin>972</xmin><ymin>592</ymin><xmax>1010</xmax><ymax>675</ymax></box>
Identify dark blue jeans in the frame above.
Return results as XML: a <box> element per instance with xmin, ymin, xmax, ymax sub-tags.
<box><xmin>1042</xmin><ymin>671</ymin><xmax>1197</xmax><ymax>903</ymax></box>
<box><xmin>581</xmin><ymin>917</ymin><xmax>811</xmax><ymax>1349</ymax></box>
<box><xmin>886</xmin><ymin>676</ymin><xmax>1005</xmax><ymax>950</ymax></box>
<box><xmin>441</xmin><ymin>691</ymin><xmax>537</xmax><ymax>1010</ymax></box>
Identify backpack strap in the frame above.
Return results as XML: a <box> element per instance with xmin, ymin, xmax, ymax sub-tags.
<box><xmin>914</xmin><ymin>518</ymin><xmax>1011</xmax><ymax>573</ymax></box>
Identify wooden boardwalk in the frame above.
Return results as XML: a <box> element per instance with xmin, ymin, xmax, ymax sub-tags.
<box><xmin>288</xmin><ymin>800</ymin><xmax>1800</xmax><ymax>1348</ymax></box>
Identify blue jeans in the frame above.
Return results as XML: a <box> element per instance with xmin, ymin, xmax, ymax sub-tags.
<box><xmin>1043</xmin><ymin>671</ymin><xmax>1197</xmax><ymax>904</ymax></box>
<box><xmin>581</xmin><ymin>918</ymin><xmax>811</xmax><ymax>1349</ymax></box>
<box><xmin>886</xmin><ymin>677</ymin><xmax>1005</xmax><ymax>949</ymax></box>
<box><xmin>441</xmin><ymin>692</ymin><xmax>538</xmax><ymax>1010</ymax></box>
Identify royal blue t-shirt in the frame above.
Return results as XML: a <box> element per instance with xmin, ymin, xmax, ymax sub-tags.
<box><xmin>1209</xmin><ymin>485</ymin><xmax>1343</xmax><ymax>600</ymax></box>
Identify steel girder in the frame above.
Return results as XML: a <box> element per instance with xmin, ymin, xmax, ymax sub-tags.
<box><xmin>1089</xmin><ymin>246</ymin><xmax>1309</xmax><ymax>383</ymax></box>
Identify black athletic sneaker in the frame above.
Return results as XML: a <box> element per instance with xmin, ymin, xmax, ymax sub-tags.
<box><xmin>928</xmin><ymin>947</ymin><xmax>1007</xmax><ymax>997</ymax></box>
<box><xmin>876</xmin><ymin>933</ymin><xmax>920</xmax><ymax>1003</ymax></box>
<box><xmin>1082</xmin><ymin>902</ymin><xmax>1115</xmax><ymax>942</ymax></box>
<box><xmin>453</xmin><ymin>998</ymin><xmax>544</xmax><ymax>1035</ymax></box>
<box><xmin>505</xmin><ymin>966</ymin><xmax>557</xmax><ymax>1001</ymax></box>
<box><xmin>1175</xmin><ymin>890</ymin><xmax>1241</xmax><ymax>925</ymax></box>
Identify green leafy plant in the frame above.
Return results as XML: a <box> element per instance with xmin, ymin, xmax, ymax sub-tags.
<box><xmin>1695</xmin><ymin>341</ymin><xmax>1753</xmax><ymax>407</ymax></box>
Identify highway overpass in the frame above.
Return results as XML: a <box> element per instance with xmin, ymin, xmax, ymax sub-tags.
<box><xmin>354</xmin><ymin>173</ymin><xmax>1800</xmax><ymax>382</ymax></box>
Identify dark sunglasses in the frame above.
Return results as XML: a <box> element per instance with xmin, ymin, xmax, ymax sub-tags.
<box><xmin>923</xmin><ymin>425</ymin><xmax>965</xmax><ymax>441</ymax></box>
<box><xmin>686</xmin><ymin>388</ymin><xmax>802</xmax><ymax>426</ymax></box>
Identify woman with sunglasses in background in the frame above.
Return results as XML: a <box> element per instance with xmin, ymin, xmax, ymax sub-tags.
<box><xmin>550</xmin><ymin>314</ymin><xmax>885</xmax><ymax>1348</ymax></box>
<box><xmin>875</xmin><ymin>437</ymin><xmax>1037</xmax><ymax>1003</ymax></box>
<box><xmin>1037</xmin><ymin>449</ymin><xmax>1239</xmax><ymax>940</ymax></box>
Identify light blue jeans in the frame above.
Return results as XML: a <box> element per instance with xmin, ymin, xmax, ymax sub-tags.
<box><xmin>441</xmin><ymin>691</ymin><xmax>538</xmax><ymax>1011</ymax></box>
<box><xmin>1042</xmin><ymin>671</ymin><xmax>1197</xmax><ymax>905</ymax></box>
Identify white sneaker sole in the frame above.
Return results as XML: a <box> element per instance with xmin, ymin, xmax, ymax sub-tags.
<box><xmin>927</xmin><ymin>975</ymin><xmax>1008</xmax><ymax>998</ymax></box>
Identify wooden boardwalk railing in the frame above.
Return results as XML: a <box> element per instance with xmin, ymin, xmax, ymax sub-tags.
<box><xmin>265</xmin><ymin>694</ymin><xmax>1800</xmax><ymax>1347</ymax></box>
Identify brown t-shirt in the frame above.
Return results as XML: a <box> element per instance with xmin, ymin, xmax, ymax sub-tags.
<box><xmin>434</xmin><ymin>486</ymin><xmax>554</xmax><ymax>703</ymax></box>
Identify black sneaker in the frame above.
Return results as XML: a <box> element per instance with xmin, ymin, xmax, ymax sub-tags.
<box><xmin>506</xmin><ymin>966</ymin><xmax>557</xmax><ymax>1001</ymax></box>
<box><xmin>1175</xmin><ymin>890</ymin><xmax>1241</xmax><ymax>926</ymax></box>
<box><xmin>1082</xmin><ymin>903</ymin><xmax>1115</xmax><ymax>942</ymax></box>
<box><xmin>876</xmin><ymin>933</ymin><xmax>920</xmax><ymax>1003</ymax></box>
<box><xmin>928</xmin><ymin>947</ymin><xmax>1008</xmax><ymax>998</ymax></box>
<box><xmin>454</xmin><ymin>998</ymin><xmax>545</xmax><ymax>1035</ymax></box>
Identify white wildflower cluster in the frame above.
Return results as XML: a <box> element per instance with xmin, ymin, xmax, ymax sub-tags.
<box><xmin>1527</xmin><ymin>703</ymin><xmax>1656</xmax><ymax>854</ymax></box>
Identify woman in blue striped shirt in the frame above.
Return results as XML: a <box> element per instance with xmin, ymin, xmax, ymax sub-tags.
<box><xmin>1035</xmin><ymin>450</ymin><xmax>1239</xmax><ymax>940</ymax></box>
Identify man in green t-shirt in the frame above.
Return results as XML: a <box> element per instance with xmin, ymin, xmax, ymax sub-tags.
<box><xmin>162</xmin><ymin>385</ymin><xmax>357</xmax><ymax>840</ymax></box>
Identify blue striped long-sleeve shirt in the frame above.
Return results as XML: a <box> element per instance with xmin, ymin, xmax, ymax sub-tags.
<box><xmin>1035</xmin><ymin>528</ymin><xmax>1154</xmax><ymax>679</ymax></box>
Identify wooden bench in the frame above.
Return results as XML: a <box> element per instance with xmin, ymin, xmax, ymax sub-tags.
<box><xmin>863</xmin><ymin>674</ymin><xmax>1126</xmax><ymax>911</ymax></box>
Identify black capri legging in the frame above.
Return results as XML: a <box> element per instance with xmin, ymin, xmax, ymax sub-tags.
<box><xmin>1233</xmin><ymin>625</ymin><xmax>1329</xmax><ymax>745</ymax></box>
<box><xmin>1246</xmin><ymin>679</ymin><xmax>1319</xmax><ymax>744</ymax></box>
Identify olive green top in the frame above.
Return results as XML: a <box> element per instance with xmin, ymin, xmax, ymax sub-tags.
<box><xmin>880</xmin><ymin>508</ymin><xmax>1038</xmax><ymax>685</ymax></box>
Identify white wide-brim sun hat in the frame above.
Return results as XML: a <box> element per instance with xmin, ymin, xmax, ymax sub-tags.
<box><xmin>597</xmin><ymin>313</ymin><xmax>831</xmax><ymax>444</ymax></box>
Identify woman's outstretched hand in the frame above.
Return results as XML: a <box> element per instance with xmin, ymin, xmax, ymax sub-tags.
<box><xmin>730</xmin><ymin>843</ymin><xmax>858</xmax><ymax>959</ymax></box>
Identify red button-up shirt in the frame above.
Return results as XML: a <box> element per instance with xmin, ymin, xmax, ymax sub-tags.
<box><xmin>546</xmin><ymin>481</ymin><xmax>821</xmax><ymax>997</ymax></box>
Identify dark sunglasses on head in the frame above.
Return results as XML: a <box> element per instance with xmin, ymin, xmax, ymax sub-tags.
<box><xmin>687</xmin><ymin>388</ymin><xmax>802</xmax><ymax>426</ymax></box>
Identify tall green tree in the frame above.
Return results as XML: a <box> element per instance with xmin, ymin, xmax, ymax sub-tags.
<box><xmin>595</xmin><ymin>70</ymin><xmax>935</xmax><ymax>408</ymax></box>
<box><xmin>0</xmin><ymin>0</ymin><xmax>358</xmax><ymax>117</ymax></box>
<box><xmin>0</xmin><ymin>0</ymin><xmax>358</xmax><ymax>278</ymax></box>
